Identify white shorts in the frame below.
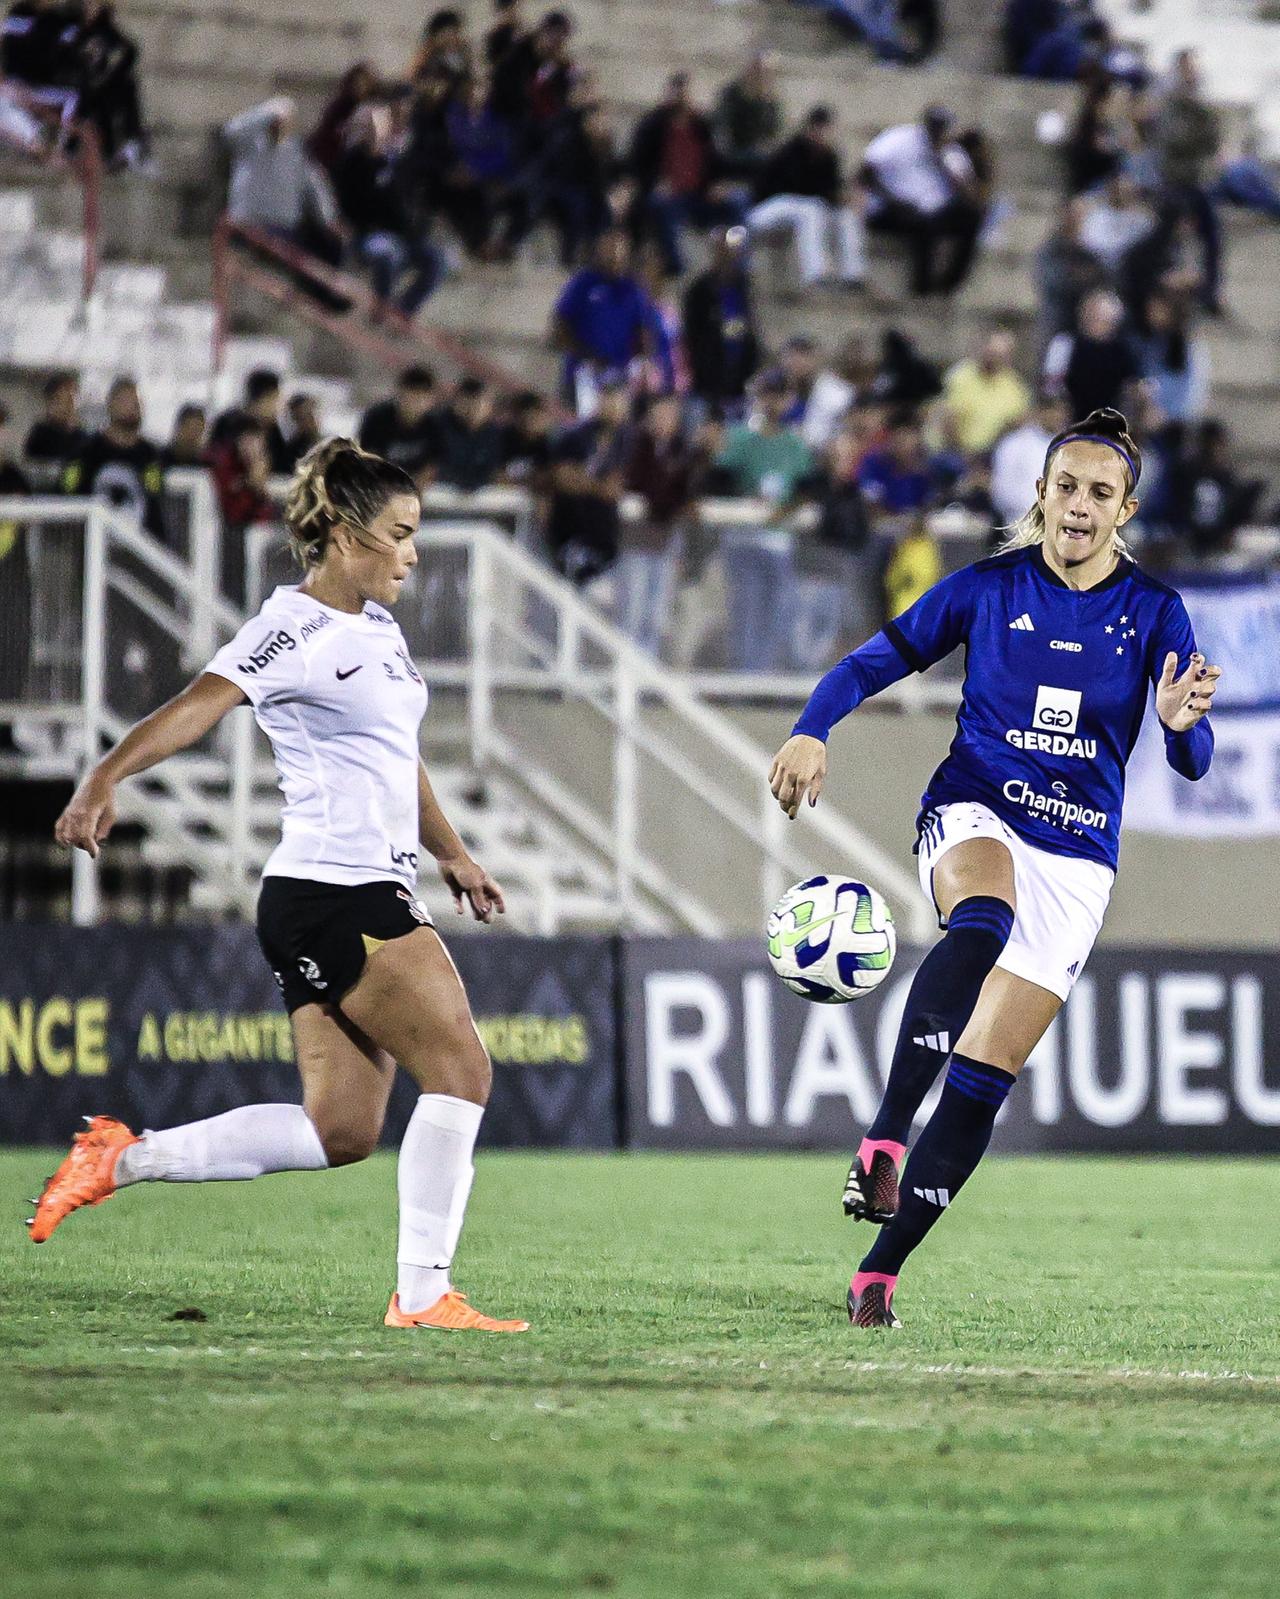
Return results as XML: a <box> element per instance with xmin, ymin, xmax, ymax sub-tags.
<box><xmin>915</xmin><ymin>802</ymin><xmax>1115</xmax><ymax>1002</ymax></box>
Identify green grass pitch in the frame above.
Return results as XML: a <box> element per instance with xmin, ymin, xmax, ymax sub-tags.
<box><xmin>3</xmin><ymin>1150</ymin><xmax>1279</xmax><ymax>1598</ymax></box>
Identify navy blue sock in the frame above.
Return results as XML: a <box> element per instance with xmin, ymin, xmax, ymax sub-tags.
<box><xmin>865</xmin><ymin>894</ymin><xmax>1014</xmax><ymax>1146</ymax></box>
<box><xmin>860</xmin><ymin>1053</ymin><xmax>1016</xmax><ymax>1278</ymax></box>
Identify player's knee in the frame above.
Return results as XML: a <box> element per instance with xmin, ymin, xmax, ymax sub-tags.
<box><xmin>313</xmin><ymin>1113</ymin><xmax>380</xmax><ymax>1166</ymax></box>
<box><xmin>442</xmin><ymin>1024</ymin><xmax>491</xmax><ymax>1106</ymax></box>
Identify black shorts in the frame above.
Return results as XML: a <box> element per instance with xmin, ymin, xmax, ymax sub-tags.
<box><xmin>256</xmin><ymin>876</ymin><xmax>435</xmax><ymax>1014</ymax></box>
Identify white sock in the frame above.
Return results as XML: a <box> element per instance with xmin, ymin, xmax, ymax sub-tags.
<box><xmin>114</xmin><ymin>1104</ymin><xmax>328</xmax><ymax>1185</ymax></box>
<box><xmin>396</xmin><ymin>1093</ymin><xmax>484</xmax><ymax>1313</ymax></box>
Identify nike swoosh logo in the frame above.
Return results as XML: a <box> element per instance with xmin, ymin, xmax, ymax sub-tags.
<box><xmin>779</xmin><ymin>911</ymin><xmax>842</xmax><ymax>948</ymax></box>
<box><xmin>335</xmin><ymin>666</ymin><xmax>363</xmax><ymax>681</ymax></box>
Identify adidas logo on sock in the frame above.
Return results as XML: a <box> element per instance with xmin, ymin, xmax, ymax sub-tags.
<box><xmin>1009</xmin><ymin>613</ymin><xmax>1035</xmax><ymax>631</ymax></box>
<box><xmin>912</xmin><ymin>1030</ymin><xmax>951</xmax><ymax>1052</ymax></box>
<box><xmin>913</xmin><ymin>1186</ymin><xmax>951</xmax><ymax>1207</ymax></box>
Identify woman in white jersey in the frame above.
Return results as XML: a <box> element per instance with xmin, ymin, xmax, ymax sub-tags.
<box><xmin>34</xmin><ymin>439</ymin><xmax>529</xmax><ymax>1333</ymax></box>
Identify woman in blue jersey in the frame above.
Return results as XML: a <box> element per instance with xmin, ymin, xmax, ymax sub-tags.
<box><xmin>769</xmin><ymin>408</ymin><xmax>1222</xmax><ymax>1328</ymax></box>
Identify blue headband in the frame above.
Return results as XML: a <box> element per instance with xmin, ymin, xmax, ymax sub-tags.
<box><xmin>1045</xmin><ymin>433</ymin><xmax>1139</xmax><ymax>487</ymax></box>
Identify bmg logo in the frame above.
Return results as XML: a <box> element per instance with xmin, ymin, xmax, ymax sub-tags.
<box><xmin>1032</xmin><ymin>684</ymin><xmax>1081</xmax><ymax>736</ymax></box>
<box><xmin>238</xmin><ymin>629</ymin><xmax>296</xmax><ymax>675</ymax></box>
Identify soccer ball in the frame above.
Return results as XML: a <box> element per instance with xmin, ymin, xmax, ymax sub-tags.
<box><xmin>765</xmin><ymin>875</ymin><xmax>896</xmax><ymax>1003</ymax></box>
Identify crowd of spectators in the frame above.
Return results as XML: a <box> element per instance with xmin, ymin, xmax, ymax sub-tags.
<box><xmin>1</xmin><ymin>0</ymin><xmax>148</xmax><ymax>167</ymax></box>
<box><xmin>3</xmin><ymin>2</ymin><xmax>1278</xmax><ymax>675</ymax></box>
<box><xmin>220</xmin><ymin>7</ymin><xmax>1005</xmax><ymax>324</ymax></box>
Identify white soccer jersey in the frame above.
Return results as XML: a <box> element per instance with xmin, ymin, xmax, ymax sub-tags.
<box><xmin>205</xmin><ymin>585</ymin><xmax>428</xmax><ymax>890</ymax></box>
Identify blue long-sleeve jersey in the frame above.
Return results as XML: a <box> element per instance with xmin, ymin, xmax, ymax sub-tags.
<box><xmin>793</xmin><ymin>544</ymin><xmax>1214</xmax><ymax>870</ymax></box>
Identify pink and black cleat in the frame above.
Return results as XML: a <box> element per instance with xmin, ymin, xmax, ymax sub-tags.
<box><xmin>847</xmin><ymin>1271</ymin><xmax>902</xmax><ymax>1329</ymax></box>
<box><xmin>841</xmin><ymin>1137</ymin><xmax>905</xmax><ymax>1224</ymax></box>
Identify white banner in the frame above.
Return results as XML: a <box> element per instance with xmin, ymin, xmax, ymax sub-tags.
<box><xmin>1177</xmin><ymin>575</ymin><xmax>1280</xmax><ymax>712</ymax></box>
<box><xmin>1124</xmin><ymin>706</ymin><xmax>1280</xmax><ymax>836</ymax></box>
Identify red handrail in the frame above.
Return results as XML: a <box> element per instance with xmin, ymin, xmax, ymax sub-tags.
<box><xmin>0</xmin><ymin>107</ymin><xmax>101</xmax><ymax>298</ymax></box>
<box><xmin>77</xmin><ymin>121</ymin><xmax>102</xmax><ymax>300</ymax></box>
<box><xmin>211</xmin><ymin>214</ymin><xmax>560</xmax><ymax>409</ymax></box>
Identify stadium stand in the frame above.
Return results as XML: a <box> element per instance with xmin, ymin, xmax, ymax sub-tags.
<box><xmin>1</xmin><ymin>0</ymin><xmax>1278</xmax><ymax>938</ymax></box>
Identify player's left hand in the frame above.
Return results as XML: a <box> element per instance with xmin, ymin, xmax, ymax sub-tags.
<box><xmin>438</xmin><ymin>855</ymin><xmax>506</xmax><ymax>923</ymax></box>
<box><xmin>1156</xmin><ymin>651</ymin><xmax>1222</xmax><ymax>732</ymax></box>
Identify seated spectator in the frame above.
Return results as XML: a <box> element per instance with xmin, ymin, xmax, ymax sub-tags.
<box><xmin>526</xmin><ymin>89</ymin><xmax>615</xmax><ymax>267</ymax></box>
<box><xmin>206</xmin><ymin>416</ymin><xmax>275</xmax><ymax>600</ymax></box>
<box><xmin>1002</xmin><ymin>0</ymin><xmax>1063</xmax><ymax>75</ymax></box>
<box><xmin>280</xmin><ymin>393</ymin><xmax>322</xmax><ymax>472</ymax></box>
<box><xmin>497</xmin><ymin>8</ymin><xmax>577</xmax><ymax>149</ymax></box>
<box><xmin>1118</xmin><ymin>199</ymin><xmax>1203</xmax><ymax>318</ymax></box>
<box><xmin>1022</xmin><ymin>12</ymin><xmax>1109</xmax><ymax>83</ymax></box>
<box><xmin>1166</xmin><ymin>419</ymin><xmax>1266</xmax><ymax>556</ymax></box>
<box><xmin>868</xmin><ymin>327</ymin><xmax>942</xmax><ymax>407</ymax></box>
<box><xmin>682</xmin><ymin>226</ymin><xmax>759</xmax><ymax>417</ymax></box>
<box><xmin>358</xmin><ymin>364</ymin><xmax>441</xmax><ymax>487</ymax></box>
<box><xmin>435</xmin><ymin>378</ymin><xmax>503</xmax><ymax>492</ymax></box>
<box><xmin>747</xmin><ymin>105</ymin><xmax>865</xmax><ymax>290</ymax></box>
<box><xmin>856</xmin><ymin>407</ymin><xmax>943</xmax><ymax>521</ymax></box>
<box><xmin>1078</xmin><ymin>173</ymin><xmax>1154</xmax><ymax>275</ymax></box>
<box><xmin>616</xmin><ymin>392</ymin><xmax>697</xmax><ymax>656</ymax></box>
<box><xmin>1043</xmin><ymin>288</ymin><xmax>1141</xmax><ymax>419</ymax></box>
<box><xmin>224</xmin><ymin>96</ymin><xmax>346</xmax><ymax>277</ymax></box>
<box><xmin>551</xmin><ymin>228</ymin><xmax>654</xmax><ymax>413</ymax></box>
<box><xmin>211</xmin><ymin>368</ymin><xmax>293</xmax><ymax>476</ymax></box>
<box><xmin>23</xmin><ymin>371</ymin><xmax>87</xmax><ymax>483</ymax></box>
<box><xmin>72</xmin><ymin>0</ymin><xmax>149</xmax><ymax>169</ymax></box>
<box><xmin>939</xmin><ymin>330</ymin><xmax>1031</xmax><ymax>456</ymax></box>
<box><xmin>1133</xmin><ymin>289</ymin><xmax>1208</xmax><ymax>425</ymax></box>
<box><xmin>1212</xmin><ymin>130</ymin><xmax>1280</xmax><ymax>223</ymax></box>
<box><xmin>637</xmin><ymin>241</ymin><xmax>687</xmax><ymax>396</ymax></box>
<box><xmin>711</xmin><ymin>371</ymin><xmax>814</xmax><ymax>671</ymax></box>
<box><xmin>63</xmin><ymin>376</ymin><xmax>164</xmax><ymax>536</ymax></box>
<box><xmin>1153</xmin><ymin>49</ymin><xmax>1221</xmax><ymax>313</ymax></box>
<box><xmin>1034</xmin><ymin>195</ymin><xmax>1108</xmax><ymax>353</ymax></box>
<box><xmin>334</xmin><ymin>100</ymin><xmax>443</xmax><ymax>316</ymax></box>
<box><xmin>712</xmin><ymin>51</ymin><xmax>781</xmax><ymax>179</ymax></box>
<box><xmin>443</xmin><ymin>74</ymin><xmax>529</xmax><ymax>260</ymax></box>
<box><xmin>791</xmin><ymin>332</ymin><xmax>878</xmax><ymax>450</ymax></box>
<box><xmin>630</xmin><ymin>72</ymin><xmax>743</xmax><ymax>278</ymax></box>
<box><xmin>793</xmin><ymin>426</ymin><xmax>875</xmax><ymax>665</ymax></box>
<box><xmin>989</xmin><ymin>391</ymin><xmax>1069</xmax><ymax>527</ymax></box>
<box><xmin>498</xmin><ymin>389</ymin><xmax>555</xmax><ymax>489</ymax></box>
<box><xmin>486</xmin><ymin>0</ymin><xmax>525</xmax><ymax>74</ymax></box>
<box><xmin>814</xmin><ymin>0</ymin><xmax>910</xmax><ymax>64</ymax></box>
<box><xmin>410</xmin><ymin>7</ymin><xmax>473</xmax><ymax>93</ymax></box>
<box><xmin>1</xmin><ymin>0</ymin><xmax>80</xmax><ymax>133</ymax></box>
<box><xmin>899</xmin><ymin>0</ymin><xmax>941</xmax><ymax>62</ymax></box>
<box><xmin>306</xmin><ymin>62</ymin><xmax>377</xmax><ymax>174</ymax></box>
<box><xmin>546</xmin><ymin>375</ymin><xmax>631</xmax><ymax>585</ymax></box>
<box><xmin>860</xmin><ymin>105</ymin><xmax>983</xmax><ymax>295</ymax></box>
<box><xmin>160</xmin><ymin>403</ymin><xmax>208</xmax><ymax>469</ymax></box>
<box><xmin>1065</xmin><ymin>65</ymin><xmax>1131</xmax><ymax>195</ymax></box>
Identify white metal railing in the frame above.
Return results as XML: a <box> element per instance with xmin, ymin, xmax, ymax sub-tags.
<box><xmin>11</xmin><ymin>495</ymin><xmax>932</xmax><ymax>935</ymax></box>
<box><xmin>0</xmin><ymin>495</ymin><xmax>248</xmax><ymax>924</ymax></box>
<box><xmin>436</xmin><ymin>523</ymin><xmax>935</xmax><ymax>939</ymax></box>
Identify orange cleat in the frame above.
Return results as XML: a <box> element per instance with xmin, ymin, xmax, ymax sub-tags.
<box><xmin>384</xmin><ymin>1290</ymin><xmax>530</xmax><ymax>1333</ymax></box>
<box><xmin>27</xmin><ymin>1116</ymin><xmax>139</xmax><ymax>1243</ymax></box>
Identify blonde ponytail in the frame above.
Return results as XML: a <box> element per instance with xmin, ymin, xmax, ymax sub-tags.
<box><xmin>283</xmin><ymin>437</ymin><xmax>417</xmax><ymax>568</ymax></box>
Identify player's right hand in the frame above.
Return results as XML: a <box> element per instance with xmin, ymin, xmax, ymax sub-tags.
<box><xmin>768</xmin><ymin>735</ymin><xmax>827</xmax><ymax>820</ymax></box>
<box><xmin>54</xmin><ymin>780</ymin><xmax>117</xmax><ymax>858</ymax></box>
